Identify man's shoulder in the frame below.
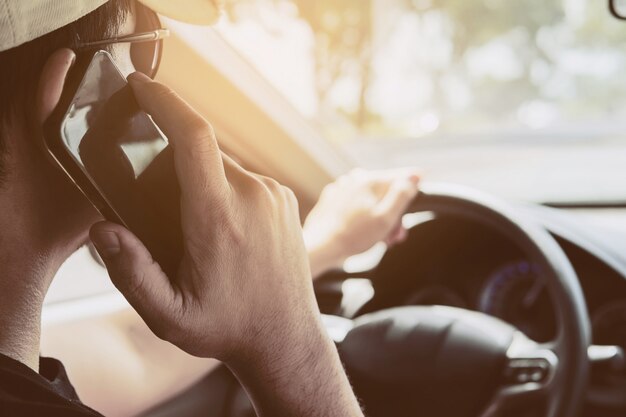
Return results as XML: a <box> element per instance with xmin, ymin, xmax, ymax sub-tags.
<box><xmin>0</xmin><ymin>354</ymin><xmax>103</xmax><ymax>417</ymax></box>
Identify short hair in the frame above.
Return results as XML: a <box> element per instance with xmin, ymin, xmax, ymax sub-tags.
<box><xmin>0</xmin><ymin>0</ymin><xmax>134</xmax><ymax>182</ymax></box>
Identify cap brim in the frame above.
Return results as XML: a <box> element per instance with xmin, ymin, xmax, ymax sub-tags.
<box><xmin>137</xmin><ymin>0</ymin><xmax>223</xmax><ymax>25</ymax></box>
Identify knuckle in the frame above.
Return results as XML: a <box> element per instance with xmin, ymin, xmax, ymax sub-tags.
<box><xmin>182</xmin><ymin>121</ymin><xmax>215</xmax><ymax>148</ymax></box>
<box><xmin>282</xmin><ymin>185</ymin><xmax>298</xmax><ymax>205</ymax></box>
<box><xmin>149</xmin><ymin>82</ymin><xmax>177</xmax><ymax>103</ymax></box>
<box><xmin>281</xmin><ymin>184</ymin><xmax>295</xmax><ymax>198</ymax></box>
<box><xmin>260</xmin><ymin>176</ymin><xmax>281</xmax><ymax>192</ymax></box>
<box><xmin>246</xmin><ymin>175</ymin><xmax>270</xmax><ymax>195</ymax></box>
<box><xmin>245</xmin><ymin>175</ymin><xmax>276</xmax><ymax>201</ymax></box>
<box><xmin>399</xmin><ymin>183</ymin><xmax>417</xmax><ymax>200</ymax></box>
<box><xmin>203</xmin><ymin>121</ymin><xmax>216</xmax><ymax>139</ymax></box>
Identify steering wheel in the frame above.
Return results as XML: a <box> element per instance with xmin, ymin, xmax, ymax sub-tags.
<box><xmin>337</xmin><ymin>183</ymin><xmax>591</xmax><ymax>417</ymax></box>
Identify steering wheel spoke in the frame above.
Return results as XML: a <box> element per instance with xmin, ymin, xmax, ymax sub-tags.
<box><xmin>504</xmin><ymin>334</ymin><xmax>558</xmax><ymax>387</ymax></box>
<box><xmin>481</xmin><ymin>333</ymin><xmax>559</xmax><ymax>416</ymax></box>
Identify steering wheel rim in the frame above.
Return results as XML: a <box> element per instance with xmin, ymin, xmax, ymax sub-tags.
<box><xmin>404</xmin><ymin>182</ymin><xmax>591</xmax><ymax>417</ymax></box>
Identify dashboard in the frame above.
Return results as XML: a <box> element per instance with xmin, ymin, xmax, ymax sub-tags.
<box><xmin>367</xmin><ymin>219</ymin><xmax>626</xmax><ymax>349</ymax></box>
<box><xmin>317</xmin><ymin>204</ymin><xmax>626</xmax><ymax>416</ymax></box>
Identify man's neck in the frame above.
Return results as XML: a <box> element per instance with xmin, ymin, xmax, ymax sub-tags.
<box><xmin>0</xmin><ymin>234</ymin><xmax>54</xmax><ymax>371</ymax></box>
<box><xmin>0</xmin><ymin>186</ymin><xmax>90</xmax><ymax>372</ymax></box>
<box><xmin>0</xmin><ymin>121</ymin><xmax>100</xmax><ymax>372</ymax></box>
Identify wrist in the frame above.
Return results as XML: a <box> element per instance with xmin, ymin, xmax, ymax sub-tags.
<box><xmin>225</xmin><ymin>312</ymin><xmax>332</xmax><ymax>377</ymax></box>
<box><xmin>224</xmin><ymin>313</ymin><xmax>363</xmax><ymax>416</ymax></box>
<box><xmin>304</xmin><ymin>231</ymin><xmax>347</xmax><ymax>279</ymax></box>
<box><xmin>309</xmin><ymin>245</ymin><xmax>344</xmax><ymax>279</ymax></box>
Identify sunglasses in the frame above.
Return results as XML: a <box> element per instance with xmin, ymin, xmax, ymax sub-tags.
<box><xmin>76</xmin><ymin>2</ymin><xmax>169</xmax><ymax>78</ymax></box>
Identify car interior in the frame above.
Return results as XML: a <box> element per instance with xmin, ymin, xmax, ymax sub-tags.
<box><xmin>43</xmin><ymin>1</ymin><xmax>626</xmax><ymax>416</ymax></box>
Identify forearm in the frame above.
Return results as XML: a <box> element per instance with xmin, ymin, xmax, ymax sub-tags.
<box><xmin>308</xmin><ymin>243</ymin><xmax>344</xmax><ymax>280</ymax></box>
<box><xmin>304</xmin><ymin>169</ymin><xmax>420</xmax><ymax>280</ymax></box>
<box><xmin>41</xmin><ymin>308</ymin><xmax>219</xmax><ymax>417</ymax></box>
<box><xmin>305</xmin><ymin>229</ymin><xmax>347</xmax><ymax>280</ymax></box>
<box><xmin>228</xmin><ymin>316</ymin><xmax>363</xmax><ymax>417</ymax></box>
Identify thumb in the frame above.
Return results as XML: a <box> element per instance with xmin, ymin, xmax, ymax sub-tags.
<box><xmin>90</xmin><ymin>221</ymin><xmax>179</xmax><ymax>326</ymax></box>
<box><xmin>374</xmin><ymin>175</ymin><xmax>420</xmax><ymax>222</ymax></box>
<box><xmin>385</xmin><ymin>221</ymin><xmax>408</xmax><ymax>246</ymax></box>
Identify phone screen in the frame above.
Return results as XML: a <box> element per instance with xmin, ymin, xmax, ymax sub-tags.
<box><xmin>59</xmin><ymin>51</ymin><xmax>182</xmax><ymax>274</ymax></box>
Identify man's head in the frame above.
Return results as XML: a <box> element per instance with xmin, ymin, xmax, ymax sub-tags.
<box><xmin>0</xmin><ymin>0</ymin><xmax>221</xmax><ymax>373</ymax></box>
<box><xmin>0</xmin><ymin>1</ymin><xmax>141</xmax><ymax>259</ymax></box>
<box><xmin>0</xmin><ymin>0</ymin><xmax>221</xmax><ymax>265</ymax></box>
<box><xmin>0</xmin><ymin>0</ymin><xmax>134</xmax><ymax>176</ymax></box>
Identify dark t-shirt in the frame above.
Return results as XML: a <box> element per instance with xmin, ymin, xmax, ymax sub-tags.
<box><xmin>0</xmin><ymin>353</ymin><xmax>103</xmax><ymax>416</ymax></box>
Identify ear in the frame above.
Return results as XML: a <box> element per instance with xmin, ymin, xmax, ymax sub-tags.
<box><xmin>35</xmin><ymin>48</ymin><xmax>76</xmax><ymax>126</ymax></box>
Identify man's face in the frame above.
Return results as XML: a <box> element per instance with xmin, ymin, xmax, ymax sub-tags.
<box><xmin>10</xmin><ymin>6</ymin><xmax>143</xmax><ymax>248</ymax></box>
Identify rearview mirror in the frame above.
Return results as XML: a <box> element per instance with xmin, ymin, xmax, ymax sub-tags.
<box><xmin>610</xmin><ymin>0</ymin><xmax>626</xmax><ymax>19</ymax></box>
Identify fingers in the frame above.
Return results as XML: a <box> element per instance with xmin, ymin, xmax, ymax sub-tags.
<box><xmin>374</xmin><ymin>175</ymin><xmax>420</xmax><ymax>225</ymax></box>
<box><xmin>385</xmin><ymin>221</ymin><xmax>409</xmax><ymax>246</ymax></box>
<box><xmin>345</xmin><ymin>167</ymin><xmax>422</xmax><ymax>198</ymax></box>
<box><xmin>127</xmin><ymin>72</ymin><xmax>227</xmax><ymax>200</ymax></box>
<box><xmin>36</xmin><ymin>48</ymin><xmax>76</xmax><ymax>125</ymax></box>
<box><xmin>90</xmin><ymin>221</ymin><xmax>180</xmax><ymax>329</ymax></box>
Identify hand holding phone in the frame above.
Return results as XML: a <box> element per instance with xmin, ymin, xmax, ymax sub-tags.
<box><xmin>89</xmin><ymin>74</ymin><xmax>363</xmax><ymax>416</ymax></box>
<box><xmin>90</xmin><ymin>72</ymin><xmax>317</xmax><ymax>357</ymax></box>
<box><xmin>45</xmin><ymin>52</ymin><xmax>321</xmax><ymax>359</ymax></box>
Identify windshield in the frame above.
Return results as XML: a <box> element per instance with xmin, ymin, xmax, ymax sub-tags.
<box><xmin>214</xmin><ymin>0</ymin><xmax>626</xmax><ymax>204</ymax></box>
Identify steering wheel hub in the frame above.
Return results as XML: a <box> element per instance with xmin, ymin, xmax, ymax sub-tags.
<box><xmin>340</xmin><ymin>306</ymin><xmax>519</xmax><ymax>417</ymax></box>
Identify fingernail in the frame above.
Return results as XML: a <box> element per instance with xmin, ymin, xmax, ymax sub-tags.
<box><xmin>128</xmin><ymin>71</ymin><xmax>152</xmax><ymax>85</ymax></box>
<box><xmin>92</xmin><ymin>231</ymin><xmax>120</xmax><ymax>258</ymax></box>
<box><xmin>408</xmin><ymin>174</ymin><xmax>420</xmax><ymax>185</ymax></box>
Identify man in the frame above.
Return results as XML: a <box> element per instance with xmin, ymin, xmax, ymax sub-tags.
<box><xmin>0</xmin><ymin>1</ymin><xmax>418</xmax><ymax>416</ymax></box>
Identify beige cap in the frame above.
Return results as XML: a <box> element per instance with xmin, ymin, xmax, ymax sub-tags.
<box><xmin>0</xmin><ymin>0</ymin><xmax>223</xmax><ymax>52</ymax></box>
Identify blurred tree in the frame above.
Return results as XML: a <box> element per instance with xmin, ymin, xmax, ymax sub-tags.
<box><xmin>224</xmin><ymin>0</ymin><xmax>374</xmax><ymax>127</ymax></box>
<box><xmin>222</xmin><ymin>0</ymin><xmax>626</xmax><ymax>136</ymax></box>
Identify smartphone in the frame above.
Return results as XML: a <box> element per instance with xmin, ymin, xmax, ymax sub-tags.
<box><xmin>44</xmin><ymin>50</ymin><xmax>182</xmax><ymax>276</ymax></box>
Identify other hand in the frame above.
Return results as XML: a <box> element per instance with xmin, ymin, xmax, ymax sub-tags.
<box><xmin>304</xmin><ymin>168</ymin><xmax>420</xmax><ymax>277</ymax></box>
